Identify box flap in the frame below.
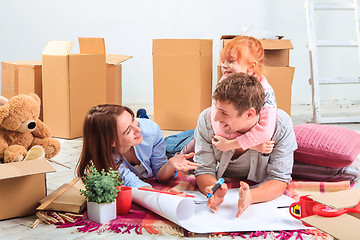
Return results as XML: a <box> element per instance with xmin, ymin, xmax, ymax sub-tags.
<box><xmin>260</xmin><ymin>39</ymin><xmax>293</xmax><ymax>50</ymax></box>
<box><xmin>309</xmin><ymin>188</ymin><xmax>360</xmax><ymax>209</ymax></box>
<box><xmin>6</xmin><ymin>61</ymin><xmax>42</xmax><ymax>66</ymax></box>
<box><xmin>78</xmin><ymin>38</ymin><xmax>106</xmax><ymax>54</ymax></box>
<box><xmin>302</xmin><ymin>214</ymin><xmax>360</xmax><ymax>240</ymax></box>
<box><xmin>106</xmin><ymin>54</ymin><xmax>132</xmax><ymax>65</ymax></box>
<box><xmin>220</xmin><ymin>35</ymin><xmax>238</xmax><ymax>40</ymax></box>
<box><xmin>0</xmin><ymin>159</ymin><xmax>56</xmax><ymax>180</ymax></box>
<box><xmin>220</xmin><ymin>35</ymin><xmax>284</xmax><ymax>40</ymax></box>
<box><xmin>42</xmin><ymin>41</ymin><xmax>74</xmax><ymax>55</ymax></box>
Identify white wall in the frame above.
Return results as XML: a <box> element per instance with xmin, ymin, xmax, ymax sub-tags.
<box><xmin>1</xmin><ymin>0</ymin><xmax>359</xmax><ymax>113</ymax></box>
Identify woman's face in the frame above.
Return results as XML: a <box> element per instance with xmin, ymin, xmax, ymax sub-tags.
<box><xmin>116</xmin><ymin>110</ymin><xmax>143</xmax><ymax>153</ymax></box>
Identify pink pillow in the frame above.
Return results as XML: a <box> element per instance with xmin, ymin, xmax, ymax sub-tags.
<box><xmin>294</xmin><ymin>124</ymin><xmax>360</xmax><ymax>168</ymax></box>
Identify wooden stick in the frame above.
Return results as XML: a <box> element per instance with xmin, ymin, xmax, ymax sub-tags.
<box><xmin>47</xmin><ymin>159</ymin><xmax>71</xmax><ymax>169</ymax></box>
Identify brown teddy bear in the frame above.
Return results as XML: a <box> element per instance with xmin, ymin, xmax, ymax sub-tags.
<box><xmin>0</xmin><ymin>93</ymin><xmax>60</xmax><ymax>163</ymax></box>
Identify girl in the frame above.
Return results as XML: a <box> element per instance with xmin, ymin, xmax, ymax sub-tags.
<box><xmin>76</xmin><ymin>104</ymin><xmax>199</xmax><ymax>188</ymax></box>
<box><xmin>211</xmin><ymin>36</ymin><xmax>276</xmax><ymax>153</ymax></box>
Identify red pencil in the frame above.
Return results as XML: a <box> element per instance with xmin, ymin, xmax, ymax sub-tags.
<box><xmin>138</xmin><ymin>187</ymin><xmax>195</xmax><ymax>198</ymax></box>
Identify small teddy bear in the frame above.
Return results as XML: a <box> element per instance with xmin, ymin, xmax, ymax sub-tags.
<box><xmin>0</xmin><ymin>93</ymin><xmax>60</xmax><ymax>163</ymax></box>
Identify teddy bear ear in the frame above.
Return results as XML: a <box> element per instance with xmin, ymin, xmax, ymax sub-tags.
<box><xmin>0</xmin><ymin>96</ymin><xmax>8</xmax><ymax>106</ymax></box>
<box><xmin>28</xmin><ymin>93</ymin><xmax>41</xmax><ymax>104</ymax></box>
<box><xmin>0</xmin><ymin>102</ymin><xmax>10</xmax><ymax>123</ymax></box>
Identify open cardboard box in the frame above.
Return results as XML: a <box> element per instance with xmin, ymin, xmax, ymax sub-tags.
<box><xmin>1</xmin><ymin>61</ymin><xmax>43</xmax><ymax>119</ymax></box>
<box><xmin>0</xmin><ymin>159</ymin><xmax>55</xmax><ymax>220</ymax></box>
<box><xmin>42</xmin><ymin>38</ymin><xmax>131</xmax><ymax>139</ymax></box>
<box><xmin>302</xmin><ymin>188</ymin><xmax>360</xmax><ymax>240</ymax></box>
<box><xmin>219</xmin><ymin>35</ymin><xmax>294</xmax><ymax>115</ymax></box>
<box><xmin>153</xmin><ymin>39</ymin><xmax>213</xmax><ymax>130</ymax></box>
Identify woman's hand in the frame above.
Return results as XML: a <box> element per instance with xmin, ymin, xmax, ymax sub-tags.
<box><xmin>250</xmin><ymin>140</ymin><xmax>274</xmax><ymax>154</ymax></box>
<box><xmin>212</xmin><ymin>135</ymin><xmax>239</xmax><ymax>152</ymax></box>
<box><xmin>236</xmin><ymin>181</ymin><xmax>252</xmax><ymax>218</ymax></box>
<box><xmin>168</xmin><ymin>152</ymin><xmax>200</xmax><ymax>171</ymax></box>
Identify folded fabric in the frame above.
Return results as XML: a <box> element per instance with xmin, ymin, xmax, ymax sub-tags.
<box><xmin>294</xmin><ymin>124</ymin><xmax>360</xmax><ymax>168</ymax></box>
<box><xmin>292</xmin><ymin>160</ymin><xmax>360</xmax><ymax>184</ymax></box>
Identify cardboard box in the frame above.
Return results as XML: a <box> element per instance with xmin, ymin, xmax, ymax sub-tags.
<box><xmin>42</xmin><ymin>38</ymin><xmax>131</xmax><ymax>139</ymax></box>
<box><xmin>0</xmin><ymin>159</ymin><xmax>55</xmax><ymax>220</ymax></box>
<box><xmin>219</xmin><ymin>35</ymin><xmax>295</xmax><ymax>115</ymax></box>
<box><xmin>264</xmin><ymin>67</ymin><xmax>295</xmax><ymax>115</ymax></box>
<box><xmin>302</xmin><ymin>188</ymin><xmax>360</xmax><ymax>240</ymax></box>
<box><xmin>153</xmin><ymin>39</ymin><xmax>213</xmax><ymax>130</ymax></box>
<box><xmin>106</xmin><ymin>54</ymin><xmax>132</xmax><ymax>105</ymax></box>
<box><xmin>38</xmin><ymin>180</ymin><xmax>86</xmax><ymax>213</ymax></box>
<box><xmin>220</xmin><ymin>35</ymin><xmax>293</xmax><ymax>67</ymax></box>
<box><xmin>1</xmin><ymin>61</ymin><xmax>43</xmax><ymax>119</ymax></box>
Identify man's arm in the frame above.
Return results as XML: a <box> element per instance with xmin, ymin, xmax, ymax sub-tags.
<box><xmin>196</xmin><ymin>174</ymin><xmax>218</xmax><ymax>195</ymax></box>
<box><xmin>250</xmin><ymin>179</ymin><xmax>287</xmax><ymax>203</ymax></box>
<box><xmin>196</xmin><ymin>174</ymin><xmax>228</xmax><ymax>211</ymax></box>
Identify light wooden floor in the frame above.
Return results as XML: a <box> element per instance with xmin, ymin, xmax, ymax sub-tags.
<box><xmin>1</xmin><ymin>105</ymin><xmax>359</xmax><ymax>240</ymax></box>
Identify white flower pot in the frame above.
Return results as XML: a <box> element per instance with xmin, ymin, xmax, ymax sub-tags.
<box><xmin>87</xmin><ymin>200</ymin><xmax>117</xmax><ymax>224</ymax></box>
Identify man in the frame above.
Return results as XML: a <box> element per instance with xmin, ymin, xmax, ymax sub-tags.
<box><xmin>194</xmin><ymin>72</ymin><xmax>297</xmax><ymax>217</ymax></box>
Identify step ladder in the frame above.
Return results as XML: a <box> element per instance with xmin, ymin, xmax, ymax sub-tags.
<box><xmin>305</xmin><ymin>0</ymin><xmax>360</xmax><ymax>123</ymax></box>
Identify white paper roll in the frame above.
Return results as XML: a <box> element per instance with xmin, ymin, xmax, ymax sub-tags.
<box><xmin>132</xmin><ymin>188</ymin><xmax>195</xmax><ymax>225</ymax></box>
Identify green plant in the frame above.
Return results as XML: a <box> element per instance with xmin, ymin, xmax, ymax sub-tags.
<box><xmin>80</xmin><ymin>166</ymin><xmax>123</xmax><ymax>204</ymax></box>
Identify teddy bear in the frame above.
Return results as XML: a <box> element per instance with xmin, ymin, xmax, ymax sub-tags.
<box><xmin>0</xmin><ymin>93</ymin><xmax>60</xmax><ymax>163</ymax></box>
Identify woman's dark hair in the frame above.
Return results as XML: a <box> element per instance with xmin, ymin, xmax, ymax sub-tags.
<box><xmin>76</xmin><ymin>104</ymin><xmax>134</xmax><ymax>178</ymax></box>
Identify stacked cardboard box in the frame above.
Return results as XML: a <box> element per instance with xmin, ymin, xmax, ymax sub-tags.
<box><xmin>219</xmin><ymin>35</ymin><xmax>295</xmax><ymax>115</ymax></box>
<box><xmin>153</xmin><ymin>39</ymin><xmax>213</xmax><ymax>130</ymax></box>
<box><xmin>1</xmin><ymin>38</ymin><xmax>132</xmax><ymax>139</ymax></box>
<box><xmin>0</xmin><ymin>159</ymin><xmax>55</xmax><ymax>220</ymax></box>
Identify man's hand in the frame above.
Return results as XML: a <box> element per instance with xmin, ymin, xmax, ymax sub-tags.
<box><xmin>168</xmin><ymin>152</ymin><xmax>200</xmax><ymax>171</ymax></box>
<box><xmin>250</xmin><ymin>140</ymin><xmax>275</xmax><ymax>154</ymax></box>
<box><xmin>205</xmin><ymin>182</ymin><xmax>228</xmax><ymax>211</ymax></box>
<box><xmin>212</xmin><ymin>135</ymin><xmax>239</xmax><ymax>152</ymax></box>
<box><xmin>236</xmin><ymin>181</ymin><xmax>252</xmax><ymax>218</ymax></box>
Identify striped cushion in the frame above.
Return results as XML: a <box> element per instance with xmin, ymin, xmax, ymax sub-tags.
<box><xmin>292</xmin><ymin>160</ymin><xmax>360</xmax><ymax>183</ymax></box>
<box><xmin>294</xmin><ymin>124</ymin><xmax>360</xmax><ymax>168</ymax></box>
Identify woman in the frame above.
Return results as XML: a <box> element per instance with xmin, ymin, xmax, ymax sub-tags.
<box><xmin>76</xmin><ymin>104</ymin><xmax>198</xmax><ymax>188</ymax></box>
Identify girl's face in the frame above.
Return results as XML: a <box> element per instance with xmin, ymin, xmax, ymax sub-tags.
<box><xmin>116</xmin><ymin>111</ymin><xmax>143</xmax><ymax>153</ymax></box>
<box><xmin>221</xmin><ymin>57</ymin><xmax>251</xmax><ymax>77</ymax></box>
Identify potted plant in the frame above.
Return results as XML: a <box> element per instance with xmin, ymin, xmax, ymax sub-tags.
<box><xmin>80</xmin><ymin>166</ymin><xmax>123</xmax><ymax>223</ymax></box>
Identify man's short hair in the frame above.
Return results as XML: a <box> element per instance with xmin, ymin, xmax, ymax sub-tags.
<box><xmin>213</xmin><ymin>73</ymin><xmax>265</xmax><ymax>115</ymax></box>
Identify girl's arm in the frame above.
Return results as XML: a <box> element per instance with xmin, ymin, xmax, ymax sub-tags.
<box><xmin>235</xmin><ymin>78</ymin><xmax>277</xmax><ymax>150</ymax></box>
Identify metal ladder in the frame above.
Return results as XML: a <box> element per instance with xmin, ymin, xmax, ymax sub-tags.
<box><xmin>305</xmin><ymin>0</ymin><xmax>360</xmax><ymax>123</ymax></box>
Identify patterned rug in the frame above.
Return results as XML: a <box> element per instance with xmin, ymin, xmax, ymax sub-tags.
<box><xmin>34</xmin><ymin>172</ymin><xmax>351</xmax><ymax>238</ymax></box>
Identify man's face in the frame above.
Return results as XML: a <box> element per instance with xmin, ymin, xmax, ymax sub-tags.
<box><xmin>213</xmin><ymin>100</ymin><xmax>254</xmax><ymax>134</ymax></box>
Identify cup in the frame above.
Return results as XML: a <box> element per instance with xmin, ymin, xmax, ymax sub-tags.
<box><xmin>116</xmin><ymin>186</ymin><xmax>132</xmax><ymax>215</ymax></box>
<box><xmin>289</xmin><ymin>195</ymin><xmax>319</xmax><ymax>226</ymax></box>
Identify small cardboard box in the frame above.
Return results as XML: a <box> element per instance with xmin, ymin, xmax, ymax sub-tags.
<box><xmin>220</xmin><ymin>35</ymin><xmax>294</xmax><ymax>67</ymax></box>
<box><xmin>38</xmin><ymin>180</ymin><xmax>86</xmax><ymax>213</ymax></box>
<box><xmin>153</xmin><ymin>39</ymin><xmax>213</xmax><ymax>130</ymax></box>
<box><xmin>1</xmin><ymin>61</ymin><xmax>43</xmax><ymax>119</ymax></box>
<box><xmin>219</xmin><ymin>35</ymin><xmax>295</xmax><ymax>115</ymax></box>
<box><xmin>302</xmin><ymin>188</ymin><xmax>360</xmax><ymax>240</ymax></box>
<box><xmin>42</xmin><ymin>38</ymin><xmax>131</xmax><ymax>139</ymax></box>
<box><xmin>0</xmin><ymin>159</ymin><xmax>56</xmax><ymax>220</ymax></box>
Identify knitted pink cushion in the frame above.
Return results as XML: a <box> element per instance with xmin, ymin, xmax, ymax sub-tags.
<box><xmin>294</xmin><ymin>124</ymin><xmax>360</xmax><ymax>168</ymax></box>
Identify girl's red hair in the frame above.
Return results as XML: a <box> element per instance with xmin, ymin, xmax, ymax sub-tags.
<box><xmin>220</xmin><ymin>36</ymin><xmax>264</xmax><ymax>77</ymax></box>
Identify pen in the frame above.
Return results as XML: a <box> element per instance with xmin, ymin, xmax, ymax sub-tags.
<box><xmin>207</xmin><ymin>178</ymin><xmax>225</xmax><ymax>198</ymax></box>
